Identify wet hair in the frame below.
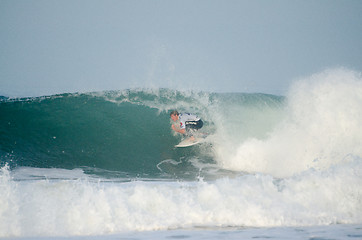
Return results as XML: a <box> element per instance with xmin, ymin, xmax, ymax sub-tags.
<box><xmin>170</xmin><ymin>110</ymin><xmax>179</xmax><ymax>116</ymax></box>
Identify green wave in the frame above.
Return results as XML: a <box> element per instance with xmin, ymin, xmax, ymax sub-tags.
<box><xmin>0</xmin><ymin>89</ymin><xmax>284</xmax><ymax>177</ymax></box>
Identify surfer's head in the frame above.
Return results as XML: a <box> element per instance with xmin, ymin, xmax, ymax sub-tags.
<box><xmin>170</xmin><ymin>110</ymin><xmax>179</xmax><ymax>121</ymax></box>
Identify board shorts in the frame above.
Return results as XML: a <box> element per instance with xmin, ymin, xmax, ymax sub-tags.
<box><xmin>185</xmin><ymin>119</ymin><xmax>203</xmax><ymax>135</ymax></box>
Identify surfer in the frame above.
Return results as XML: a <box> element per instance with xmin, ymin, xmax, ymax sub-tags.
<box><xmin>170</xmin><ymin>110</ymin><xmax>203</xmax><ymax>141</ymax></box>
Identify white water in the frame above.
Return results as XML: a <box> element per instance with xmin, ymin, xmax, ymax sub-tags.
<box><xmin>1</xmin><ymin>155</ymin><xmax>362</xmax><ymax>237</ymax></box>
<box><xmin>214</xmin><ymin>68</ymin><xmax>362</xmax><ymax>177</ymax></box>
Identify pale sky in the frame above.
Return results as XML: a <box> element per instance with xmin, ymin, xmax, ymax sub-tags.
<box><xmin>1</xmin><ymin>0</ymin><xmax>361</xmax><ymax>97</ymax></box>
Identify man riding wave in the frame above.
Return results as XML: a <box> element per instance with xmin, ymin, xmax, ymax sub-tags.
<box><xmin>170</xmin><ymin>110</ymin><xmax>203</xmax><ymax>141</ymax></box>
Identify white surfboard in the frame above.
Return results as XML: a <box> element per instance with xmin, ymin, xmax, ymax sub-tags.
<box><xmin>175</xmin><ymin>137</ymin><xmax>203</xmax><ymax>148</ymax></box>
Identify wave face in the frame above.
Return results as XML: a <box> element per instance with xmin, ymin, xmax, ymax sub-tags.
<box><xmin>0</xmin><ymin>68</ymin><xmax>362</xmax><ymax>237</ymax></box>
<box><xmin>0</xmin><ymin>88</ymin><xmax>284</xmax><ymax>178</ymax></box>
<box><xmin>0</xmin><ymin>91</ymin><xmax>178</xmax><ymax>176</ymax></box>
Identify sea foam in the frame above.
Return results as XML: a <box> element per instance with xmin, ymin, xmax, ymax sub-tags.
<box><xmin>1</xmin><ymin>157</ymin><xmax>361</xmax><ymax>237</ymax></box>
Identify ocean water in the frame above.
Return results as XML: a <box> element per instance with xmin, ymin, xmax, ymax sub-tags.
<box><xmin>1</xmin><ymin>68</ymin><xmax>362</xmax><ymax>239</ymax></box>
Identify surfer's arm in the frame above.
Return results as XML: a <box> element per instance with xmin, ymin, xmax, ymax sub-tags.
<box><xmin>172</xmin><ymin>124</ymin><xmax>186</xmax><ymax>134</ymax></box>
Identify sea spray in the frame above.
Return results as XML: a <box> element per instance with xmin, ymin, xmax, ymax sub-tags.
<box><xmin>217</xmin><ymin>68</ymin><xmax>362</xmax><ymax>177</ymax></box>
